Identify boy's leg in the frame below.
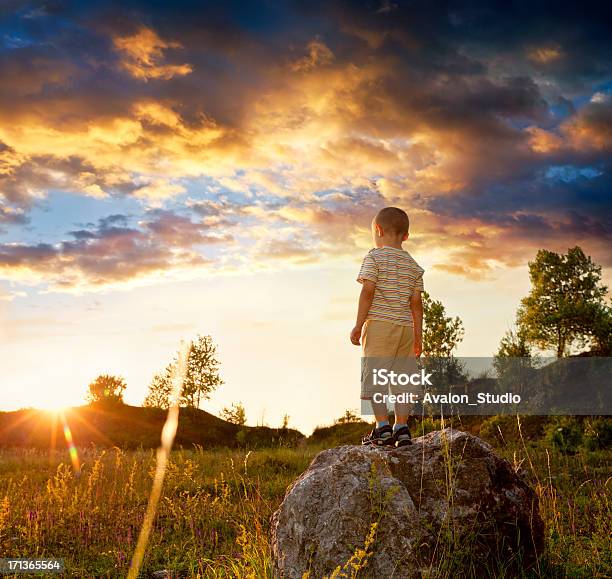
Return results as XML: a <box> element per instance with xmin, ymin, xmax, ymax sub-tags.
<box><xmin>362</xmin><ymin>396</ymin><xmax>390</xmax><ymax>425</ymax></box>
<box><xmin>360</xmin><ymin>320</ymin><xmax>395</xmax><ymax>445</ymax></box>
<box><xmin>360</xmin><ymin>319</ymin><xmax>396</xmax><ymax>421</ymax></box>
<box><xmin>361</xmin><ymin>396</ymin><xmax>393</xmax><ymax>445</ymax></box>
<box><xmin>392</xmin><ymin>324</ymin><xmax>416</xmax><ymax>446</ymax></box>
<box><xmin>393</xmin><ymin>391</ymin><xmax>410</xmax><ymax>436</ymax></box>
<box><xmin>393</xmin><ymin>403</ymin><xmax>410</xmax><ymax>428</ymax></box>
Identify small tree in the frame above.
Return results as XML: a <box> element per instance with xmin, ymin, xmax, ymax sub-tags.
<box><xmin>143</xmin><ymin>366</ymin><xmax>174</xmax><ymax>409</ymax></box>
<box><xmin>334</xmin><ymin>409</ymin><xmax>361</xmax><ymax>424</ymax></box>
<box><xmin>87</xmin><ymin>374</ymin><xmax>126</xmax><ymax>404</ymax></box>
<box><xmin>181</xmin><ymin>335</ymin><xmax>224</xmax><ymax>408</ymax></box>
<box><xmin>517</xmin><ymin>246</ymin><xmax>608</xmax><ymax>357</ymax></box>
<box><xmin>421</xmin><ymin>291</ymin><xmax>465</xmax><ymax>392</ymax></box>
<box><xmin>145</xmin><ymin>335</ymin><xmax>224</xmax><ymax>410</ymax></box>
<box><xmin>495</xmin><ymin>327</ymin><xmax>532</xmax><ymax>358</ymax></box>
<box><xmin>494</xmin><ymin>326</ymin><xmax>535</xmax><ymax>396</ymax></box>
<box><xmin>422</xmin><ymin>291</ymin><xmax>464</xmax><ymax>357</ymax></box>
<box><xmin>221</xmin><ymin>402</ymin><xmax>247</xmax><ymax>426</ymax></box>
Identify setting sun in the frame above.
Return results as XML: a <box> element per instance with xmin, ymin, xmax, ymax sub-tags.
<box><xmin>41</xmin><ymin>404</ymin><xmax>68</xmax><ymax>413</ymax></box>
<box><xmin>35</xmin><ymin>393</ymin><xmax>78</xmax><ymax>413</ymax></box>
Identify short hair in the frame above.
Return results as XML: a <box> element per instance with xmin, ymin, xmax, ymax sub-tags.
<box><xmin>374</xmin><ymin>207</ymin><xmax>409</xmax><ymax>236</ymax></box>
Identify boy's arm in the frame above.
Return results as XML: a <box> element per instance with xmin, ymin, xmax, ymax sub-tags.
<box><xmin>410</xmin><ymin>290</ymin><xmax>423</xmax><ymax>356</ymax></box>
<box><xmin>350</xmin><ymin>280</ymin><xmax>376</xmax><ymax>345</ymax></box>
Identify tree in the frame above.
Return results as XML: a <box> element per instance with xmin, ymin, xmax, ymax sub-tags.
<box><xmin>143</xmin><ymin>366</ymin><xmax>174</xmax><ymax>409</ymax></box>
<box><xmin>591</xmin><ymin>300</ymin><xmax>612</xmax><ymax>355</ymax></box>
<box><xmin>421</xmin><ymin>292</ymin><xmax>465</xmax><ymax>393</ymax></box>
<box><xmin>87</xmin><ymin>374</ymin><xmax>126</xmax><ymax>404</ymax></box>
<box><xmin>422</xmin><ymin>291</ymin><xmax>465</xmax><ymax>357</ymax></box>
<box><xmin>495</xmin><ymin>327</ymin><xmax>532</xmax><ymax>359</ymax></box>
<box><xmin>221</xmin><ymin>402</ymin><xmax>246</xmax><ymax>426</ymax></box>
<box><xmin>334</xmin><ymin>409</ymin><xmax>361</xmax><ymax>424</ymax></box>
<box><xmin>144</xmin><ymin>335</ymin><xmax>223</xmax><ymax>410</ymax></box>
<box><xmin>494</xmin><ymin>326</ymin><xmax>535</xmax><ymax>396</ymax></box>
<box><xmin>517</xmin><ymin>246</ymin><xmax>608</xmax><ymax>357</ymax></box>
<box><xmin>181</xmin><ymin>335</ymin><xmax>224</xmax><ymax>408</ymax></box>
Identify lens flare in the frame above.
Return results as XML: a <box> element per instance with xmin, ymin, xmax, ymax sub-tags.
<box><xmin>127</xmin><ymin>340</ymin><xmax>189</xmax><ymax>579</ymax></box>
<box><xmin>59</xmin><ymin>410</ymin><xmax>80</xmax><ymax>476</ymax></box>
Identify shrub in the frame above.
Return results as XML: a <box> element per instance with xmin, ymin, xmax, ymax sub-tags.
<box><xmin>582</xmin><ymin>417</ymin><xmax>612</xmax><ymax>451</ymax></box>
<box><xmin>479</xmin><ymin>415</ymin><xmax>547</xmax><ymax>445</ymax></box>
<box><xmin>544</xmin><ymin>417</ymin><xmax>583</xmax><ymax>454</ymax></box>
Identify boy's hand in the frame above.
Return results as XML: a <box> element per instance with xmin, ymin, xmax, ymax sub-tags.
<box><xmin>350</xmin><ymin>325</ymin><xmax>362</xmax><ymax>346</ymax></box>
<box><xmin>414</xmin><ymin>334</ymin><xmax>423</xmax><ymax>357</ymax></box>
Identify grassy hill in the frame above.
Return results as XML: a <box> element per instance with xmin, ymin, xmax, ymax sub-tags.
<box><xmin>0</xmin><ymin>403</ymin><xmax>304</xmax><ymax>449</ymax></box>
<box><xmin>1</xmin><ymin>401</ymin><xmax>607</xmax><ymax>452</ymax></box>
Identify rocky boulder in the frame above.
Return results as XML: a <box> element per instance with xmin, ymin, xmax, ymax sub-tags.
<box><xmin>271</xmin><ymin>428</ymin><xmax>544</xmax><ymax>578</ymax></box>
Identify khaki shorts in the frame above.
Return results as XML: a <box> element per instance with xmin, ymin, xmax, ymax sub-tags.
<box><xmin>360</xmin><ymin>319</ymin><xmax>418</xmax><ymax>399</ymax></box>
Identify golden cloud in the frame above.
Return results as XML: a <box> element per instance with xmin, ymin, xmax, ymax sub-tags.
<box><xmin>113</xmin><ymin>27</ymin><xmax>193</xmax><ymax>80</ymax></box>
<box><xmin>525</xmin><ymin>126</ymin><xmax>563</xmax><ymax>153</ymax></box>
<box><xmin>133</xmin><ymin>179</ymin><xmax>186</xmax><ymax>203</ymax></box>
<box><xmin>290</xmin><ymin>39</ymin><xmax>335</xmax><ymax>72</ymax></box>
<box><xmin>561</xmin><ymin>102</ymin><xmax>612</xmax><ymax>151</ymax></box>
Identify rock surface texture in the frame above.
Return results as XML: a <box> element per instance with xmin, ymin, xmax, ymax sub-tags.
<box><xmin>271</xmin><ymin>428</ymin><xmax>544</xmax><ymax>578</ymax></box>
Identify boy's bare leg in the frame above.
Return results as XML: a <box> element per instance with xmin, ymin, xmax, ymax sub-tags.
<box><xmin>394</xmin><ymin>401</ymin><xmax>410</xmax><ymax>427</ymax></box>
<box><xmin>393</xmin><ymin>401</ymin><xmax>413</xmax><ymax>445</ymax></box>
<box><xmin>363</xmin><ymin>397</ymin><xmax>389</xmax><ymax>424</ymax></box>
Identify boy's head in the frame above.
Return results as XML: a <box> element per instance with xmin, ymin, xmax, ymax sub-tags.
<box><xmin>371</xmin><ymin>207</ymin><xmax>409</xmax><ymax>247</ymax></box>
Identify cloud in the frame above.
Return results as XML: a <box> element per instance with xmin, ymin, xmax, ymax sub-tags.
<box><xmin>0</xmin><ymin>210</ymin><xmax>230</xmax><ymax>290</ymax></box>
<box><xmin>133</xmin><ymin>179</ymin><xmax>186</xmax><ymax>202</ymax></box>
<box><xmin>526</xmin><ymin>44</ymin><xmax>564</xmax><ymax>65</ymax></box>
<box><xmin>562</xmin><ymin>100</ymin><xmax>612</xmax><ymax>152</ymax></box>
<box><xmin>0</xmin><ymin>203</ymin><xmax>27</xmax><ymax>226</ymax></box>
<box><xmin>255</xmin><ymin>238</ymin><xmax>318</xmax><ymax>264</ymax></box>
<box><xmin>113</xmin><ymin>26</ymin><xmax>193</xmax><ymax>80</ymax></box>
<box><xmin>290</xmin><ymin>39</ymin><xmax>334</xmax><ymax>72</ymax></box>
<box><xmin>0</xmin><ymin>141</ymin><xmax>141</xmax><ymax>213</ymax></box>
<box><xmin>0</xmin><ymin>1</ymin><xmax>609</xmax><ymax>288</ymax></box>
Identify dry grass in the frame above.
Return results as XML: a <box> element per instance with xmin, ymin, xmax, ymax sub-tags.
<box><xmin>0</xmin><ymin>425</ymin><xmax>609</xmax><ymax>577</ymax></box>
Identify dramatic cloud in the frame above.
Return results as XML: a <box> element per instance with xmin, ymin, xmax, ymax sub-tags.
<box><xmin>0</xmin><ymin>211</ymin><xmax>229</xmax><ymax>290</ymax></box>
<box><xmin>0</xmin><ymin>0</ymin><xmax>609</xmax><ymax>289</ymax></box>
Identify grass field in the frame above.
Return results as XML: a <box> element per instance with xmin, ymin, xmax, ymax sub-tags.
<box><xmin>0</xmin><ymin>421</ymin><xmax>610</xmax><ymax>578</ymax></box>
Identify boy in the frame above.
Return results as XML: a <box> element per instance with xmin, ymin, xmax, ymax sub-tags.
<box><xmin>350</xmin><ymin>207</ymin><xmax>424</xmax><ymax>447</ymax></box>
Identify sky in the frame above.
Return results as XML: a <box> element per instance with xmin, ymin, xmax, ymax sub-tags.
<box><xmin>0</xmin><ymin>0</ymin><xmax>610</xmax><ymax>434</ymax></box>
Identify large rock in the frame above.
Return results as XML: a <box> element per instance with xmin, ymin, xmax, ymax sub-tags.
<box><xmin>271</xmin><ymin>428</ymin><xmax>544</xmax><ymax>578</ymax></box>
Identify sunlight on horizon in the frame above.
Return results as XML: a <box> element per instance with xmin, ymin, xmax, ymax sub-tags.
<box><xmin>2</xmin><ymin>261</ymin><xmax>611</xmax><ymax>434</ymax></box>
<box><xmin>31</xmin><ymin>395</ymin><xmax>80</xmax><ymax>413</ymax></box>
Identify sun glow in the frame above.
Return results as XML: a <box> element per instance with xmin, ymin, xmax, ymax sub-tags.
<box><xmin>41</xmin><ymin>404</ymin><xmax>68</xmax><ymax>413</ymax></box>
<box><xmin>38</xmin><ymin>399</ymin><xmax>73</xmax><ymax>412</ymax></box>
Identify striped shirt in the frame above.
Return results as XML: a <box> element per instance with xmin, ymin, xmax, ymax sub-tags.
<box><xmin>357</xmin><ymin>246</ymin><xmax>424</xmax><ymax>327</ymax></box>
